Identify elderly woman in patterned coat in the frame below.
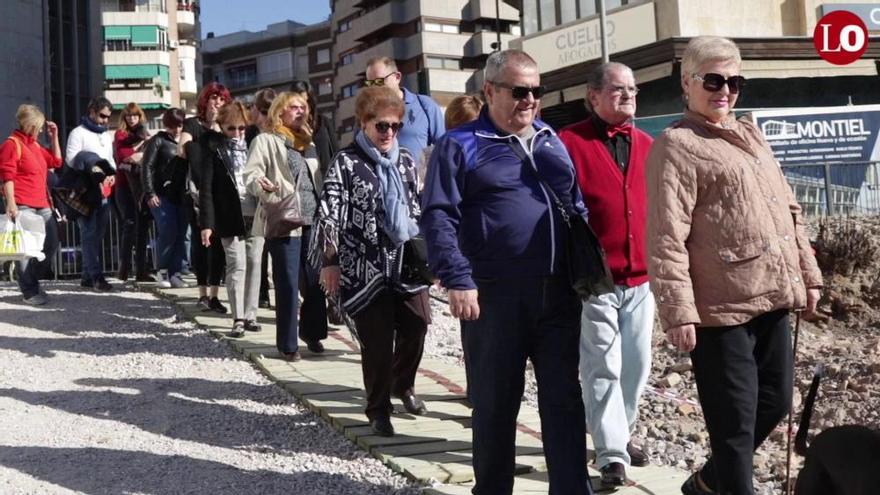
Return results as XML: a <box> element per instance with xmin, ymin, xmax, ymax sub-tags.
<box><xmin>312</xmin><ymin>86</ymin><xmax>431</xmax><ymax>438</ymax></box>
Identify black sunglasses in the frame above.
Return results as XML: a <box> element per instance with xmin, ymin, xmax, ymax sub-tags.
<box><xmin>363</xmin><ymin>73</ymin><xmax>397</xmax><ymax>87</ymax></box>
<box><xmin>692</xmin><ymin>73</ymin><xmax>746</xmax><ymax>94</ymax></box>
<box><xmin>225</xmin><ymin>125</ymin><xmax>247</xmax><ymax>132</ymax></box>
<box><xmin>374</xmin><ymin>121</ymin><xmax>403</xmax><ymax>134</ymax></box>
<box><xmin>97</xmin><ymin>112</ymin><xmax>112</xmax><ymax>120</ymax></box>
<box><xmin>492</xmin><ymin>81</ymin><xmax>546</xmax><ymax>100</ymax></box>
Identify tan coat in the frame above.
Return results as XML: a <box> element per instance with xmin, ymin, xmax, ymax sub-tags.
<box><xmin>243</xmin><ymin>132</ymin><xmax>322</xmax><ymax>238</ymax></box>
<box><xmin>646</xmin><ymin>110</ymin><xmax>823</xmax><ymax>331</ymax></box>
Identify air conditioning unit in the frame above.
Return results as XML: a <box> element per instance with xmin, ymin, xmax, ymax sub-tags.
<box><xmin>169</xmin><ymin>40</ymin><xmax>179</xmax><ymax>50</ymax></box>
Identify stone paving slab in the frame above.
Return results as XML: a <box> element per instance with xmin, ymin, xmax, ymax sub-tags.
<box><xmin>152</xmin><ymin>281</ymin><xmax>688</xmax><ymax>493</ymax></box>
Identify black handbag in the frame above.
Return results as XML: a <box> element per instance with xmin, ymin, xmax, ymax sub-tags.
<box><xmin>511</xmin><ymin>141</ymin><xmax>614</xmax><ymax>299</ymax></box>
<box><xmin>401</xmin><ymin>235</ymin><xmax>434</xmax><ymax>285</ymax></box>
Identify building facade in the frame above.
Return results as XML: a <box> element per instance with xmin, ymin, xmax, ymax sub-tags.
<box><xmin>100</xmin><ymin>0</ymin><xmax>201</xmax><ymax>127</ymax></box>
<box><xmin>329</xmin><ymin>0</ymin><xmax>522</xmax><ymax>144</ymax></box>
<box><xmin>200</xmin><ymin>21</ymin><xmax>335</xmax><ymax>121</ymax></box>
<box><xmin>512</xmin><ymin>0</ymin><xmax>880</xmax><ymax>130</ymax></box>
<box><xmin>0</xmin><ymin>0</ymin><xmax>101</xmax><ymax>141</ymax></box>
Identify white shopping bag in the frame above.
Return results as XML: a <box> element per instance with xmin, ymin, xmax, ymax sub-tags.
<box><xmin>0</xmin><ymin>212</ymin><xmax>46</xmax><ymax>262</ymax></box>
<box><xmin>0</xmin><ymin>216</ymin><xmax>25</xmax><ymax>261</ymax></box>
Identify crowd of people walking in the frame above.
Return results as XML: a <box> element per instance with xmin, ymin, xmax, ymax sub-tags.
<box><xmin>0</xmin><ymin>35</ymin><xmax>823</xmax><ymax>495</ymax></box>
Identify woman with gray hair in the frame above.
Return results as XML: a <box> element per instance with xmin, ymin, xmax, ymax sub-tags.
<box><xmin>645</xmin><ymin>36</ymin><xmax>822</xmax><ymax>495</ymax></box>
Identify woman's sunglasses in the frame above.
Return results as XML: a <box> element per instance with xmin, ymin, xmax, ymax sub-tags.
<box><xmin>225</xmin><ymin>125</ymin><xmax>247</xmax><ymax>132</ymax></box>
<box><xmin>375</xmin><ymin>121</ymin><xmax>404</xmax><ymax>134</ymax></box>
<box><xmin>692</xmin><ymin>73</ymin><xmax>746</xmax><ymax>94</ymax></box>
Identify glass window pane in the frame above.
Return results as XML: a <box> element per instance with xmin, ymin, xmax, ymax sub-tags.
<box><xmin>522</xmin><ymin>1</ymin><xmax>538</xmax><ymax>36</ymax></box>
<box><xmin>441</xmin><ymin>24</ymin><xmax>459</xmax><ymax>34</ymax></box>
<box><xmin>426</xmin><ymin>56</ymin><xmax>443</xmax><ymax>69</ymax></box>
<box><xmin>539</xmin><ymin>0</ymin><xmax>556</xmax><ymax>31</ymax></box>
<box><xmin>424</xmin><ymin>22</ymin><xmax>442</xmax><ymax>32</ymax></box>
<box><xmin>560</xmin><ymin>1</ymin><xmax>577</xmax><ymax>24</ymax></box>
<box><xmin>579</xmin><ymin>0</ymin><xmax>596</xmax><ymax>16</ymax></box>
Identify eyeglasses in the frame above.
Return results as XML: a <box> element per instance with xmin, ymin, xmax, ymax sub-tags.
<box><xmin>225</xmin><ymin>125</ymin><xmax>247</xmax><ymax>132</ymax></box>
<box><xmin>491</xmin><ymin>81</ymin><xmax>546</xmax><ymax>100</ymax></box>
<box><xmin>692</xmin><ymin>73</ymin><xmax>746</xmax><ymax>94</ymax></box>
<box><xmin>363</xmin><ymin>73</ymin><xmax>398</xmax><ymax>87</ymax></box>
<box><xmin>374</xmin><ymin>121</ymin><xmax>404</xmax><ymax>134</ymax></box>
<box><xmin>97</xmin><ymin>112</ymin><xmax>111</xmax><ymax>120</ymax></box>
<box><xmin>606</xmin><ymin>85</ymin><xmax>639</xmax><ymax>96</ymax></box>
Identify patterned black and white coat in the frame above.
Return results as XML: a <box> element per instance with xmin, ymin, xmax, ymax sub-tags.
<box><xmin>311</xmin><ymin>140</ymin><xmax>426</xmax><ymax>318</ymax></box>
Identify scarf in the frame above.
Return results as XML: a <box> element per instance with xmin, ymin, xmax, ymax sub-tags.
<box><xmin>274</xmin><ymin>124</ymin><xmax>312</xmax><ymax>152</ymax></box>
<box><xmin>226</xmin><ymin>136</ymin><xmax>248</xmax><ymax>170</ymax></box>
<box><xmin>355</xmin><ymin>130</ymin><xmax>418</xmax><ymax>246</ymax></box>
<box><xmin>80</xmin><ymin>115</ymin><xmax>107</xmax><ymax>134</ymax></box>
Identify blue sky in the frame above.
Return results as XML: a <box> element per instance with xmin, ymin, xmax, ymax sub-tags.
<box><xmin>199</xmin><ymin>0</ymin><xmax>331</xmax><ymax>38</ymax></box>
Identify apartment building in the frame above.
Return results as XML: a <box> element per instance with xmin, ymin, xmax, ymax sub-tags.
<box><xmin>201</xmin><ymin>21</ymin><xmax>335</xmax><ymax>121</ymax></box>
<box><xmin>511</xmin><ymin>0</ymin><xmax>880</xmax><ymax>129</ymax></box>
<box><xmin>330</xmin><ymin>0</ymin><xmax>522</xmax><ymax>144</ymax></box>
<box><xmin>100</xmin><ymin>0</ymin><xmax>201</xmax><ymax>127</ymax></box>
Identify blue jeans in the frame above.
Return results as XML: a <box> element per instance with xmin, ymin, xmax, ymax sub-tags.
<box><xmin>77</xmin><ymin>201</ymin><xmax>110</xmax><ymax>282</ymax></box>
<box><xmin>462</xmin><ymin>275</ymin><xmax>590</xmax><ymax>495</ymax></box>
<box><xmin>579</xmin><ymin>282</ymin><xmax>655</xmax><ymax>467</ymax></box>
<box><xmin>15</xmin><ymin>206</ymin><xmax>58</xmax><ymax>298</ymax></box>
<box><xmin>267</xmin><ymin>236</ymin><xmax>301</xmax><ymax>353</ymax></box>
<box><xmin>150</xmin><ymin>198</ymin><xmax>187</xmax><ymax>275</ymax></box>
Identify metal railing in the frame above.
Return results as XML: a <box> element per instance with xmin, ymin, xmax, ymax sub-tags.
<box><xmin>781</xmin><ymin>161</ymin><xmax>880</xmax><ymax>217</ymax></box>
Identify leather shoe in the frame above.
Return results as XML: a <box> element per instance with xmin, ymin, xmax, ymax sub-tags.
<box><xmin>627</xmin><ymin>441</ymin><xmax>649</xmax><ymax>467</ymax></box>
<box><xmin>396</xmin><ymin>390</ymin><xmax>427</xmax><ymax>415</ymax></box>
<box><xmin>281</xmin><ymin>351</ymin><xmax>301</xmax><ymax>362</ymax></box>
<box><xmin>600</xmin><ymin>462</ymin><xmax>626</xmax><ymax>486</ymax></box>
<box><xmin>305</xmin><ymin>339</ymin><xmax>324</xmax><ymax>353</ymax></box>
<box><xmin>370</xmin><ymin>416</ymin><xmax>394</xmax><ymax>437</ymax></box>
<box><xmin>681</xmin><ymin>471</ymin><xmax>714</xmax><ymax>495</ymax></box>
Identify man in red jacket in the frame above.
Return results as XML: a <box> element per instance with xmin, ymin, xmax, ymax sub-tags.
<box><xmin>558</xmin><ymin>62</ymin><xmax>655</xmax><ymax>486</ymax></box>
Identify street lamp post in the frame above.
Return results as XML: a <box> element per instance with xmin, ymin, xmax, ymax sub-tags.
<box><xmin>598</xmin><ymin>0</ymin><xmax>609</xmax><ymax>63</ymax></box>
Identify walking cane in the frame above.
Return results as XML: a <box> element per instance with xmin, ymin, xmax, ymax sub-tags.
<box><xmin>784</xmin><ymin>310</ymin><xmax>802</xmax><ymax>495</ymax></box>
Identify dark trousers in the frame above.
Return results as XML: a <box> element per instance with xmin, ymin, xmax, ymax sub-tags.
<box><xmin>298</xmin><ymin>226</ymin><xmax>328</xmax><ymax>341</ymax></box>
<box><xmin>352</xmin><ymin>289</ymin><xmax>429</xmax><ymax>421</ymax></box>
<box><xmin>114</xmin><ymin>183</ymin><xmax>151</xmax><ymax>276</ymax></box>
<box><xmin>15</xmin><ymin>207</ymin><xmax>58</xmax><ymax>298</ymax></box>
<box><xmin>267</xmin><ymin>236</ymin><xmax>303</xmax><ymax>353</ymax></box>
<box><xmin>259</xmin><ymin>242</ymin><xmax>271</xmax><ymax>303</ymax></box>
<box><xmin>77</xmin><ymin>201</ymin><xmax>110</xmax><ymax>282</ymax></box>
<box><xmin>691</xmin><ymin>309</ymin><xmax>792</xmax><ymax>495</ymax></box>
<box><xmin>189</xmin><ymin>206</ymin><xmax>224</xmax><ymax>286</ymax></box>
<box><xmin>462</xmin><ymin>275</ymin><xmax>589</xmax><ymax>495</ymax></box>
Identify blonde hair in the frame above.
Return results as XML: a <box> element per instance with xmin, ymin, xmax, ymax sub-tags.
<box><xmin>267</xmin><ymin>91</ymin><xmax>311</xmax><ymax>135</ymax></box>
<box><xmin>117</xmin><ymin>102</ymin><xmax>147</xmax><ymax>131</ymax></box>
<box><xmin>444</xmin><ymin>95</ymin><xmax>483</xmax><ymax>130</ymax></box>
<box><xmin>16</xmin><ymin>104</ymin><xmax>46</xmax><ymax>137</ymax></box>
<box><xmin>681</xmin><ymin>36</ymin><xmax>742</xmax><ymax>77</ymax></box>
<box><xmin>217</xmin><ymin>100</ymin><xmax>250</xmax><ymax>126</ymax></box>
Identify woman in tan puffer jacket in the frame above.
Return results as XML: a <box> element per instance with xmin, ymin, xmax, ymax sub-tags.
<box><xmin>645</xmin><ymin>36</ymin><xmax>822</xmax><ymax>495</ymax></box>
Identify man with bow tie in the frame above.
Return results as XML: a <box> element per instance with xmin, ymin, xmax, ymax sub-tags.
<box><xmin>559</xmin><ymin>62</ymin><xmax>655</xmax><ymax>486</ymax></box>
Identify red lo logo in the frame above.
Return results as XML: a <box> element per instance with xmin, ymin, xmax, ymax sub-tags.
<box><xmin>813</xmin><ymin>10</ymin><xmax>869</xmax><ymax>65</ymax></box>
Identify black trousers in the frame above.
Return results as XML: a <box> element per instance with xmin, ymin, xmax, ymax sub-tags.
<box><xmin>352</xmin><ymin>289</ymin><xmax>429</xmax><ymax>421</ymax></box>
<box><xmin>462</xmin><ymin>275</ymin><xmax>589</xmax><ymax>495</ymax></box>
<box><xmin>298</xmin><ymin>227</ymin><xmax>327</xmax><ymax>341</ymax></box>
<box><xmin>114</xmin><ymin>182</ymin><xmax>151</xmax><ymax>276</ymax></box>
<box><xmin>691</xmin><ymin>309</ymin><xmax>792</xmax><ymax>495</ymax></box>
<box><xmin>259</xmin><ymin>242</ymin><xmax>271</xmax><ymax>303</ymax></box>
<box><xmin>189</xmin><ymin>204</ymin><xmax>224</xmax><ymax>287</ymax></box>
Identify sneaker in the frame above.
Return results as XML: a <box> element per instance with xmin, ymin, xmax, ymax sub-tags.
<box><xmin>197</xmin><ymin>296</ymin><xmax>211</xmax><ymax>311</ymax></box>
<box><xmin>169</xmin><ymin>274</ymin><xmax>186</xmax><ymax>288</ymax></box>
<box><xmin>156</xmin><ymin>270</ymin><xmax>171</xmax><ymax>288</ymax></box>
<box><xmin>80</xmin><ymin>279</ymin><xmax>94</xmax><ymax>289</ymax></box>
<box><xmin>209</xmin><ymin>297</ymin><xmax>228</xmax><ymax>314</ymax></box>
<box><xmin>244</xmin><ymin>320</ymin><xmax>261</xmax><ymax>332</ymax></box>
<box><xmin>93</xmin><ymin>277</ymin><xmax>113</xmax><ymax>292</ymax></box>
<box><xmin>22</xmin><ymin>292</ymin><xmax>49</xmax><ymax>306</ymax></box>
<box><xmin>229</xmin><ymin>320</ymin><xmax>245</xmax><ymax>338</ymax></box>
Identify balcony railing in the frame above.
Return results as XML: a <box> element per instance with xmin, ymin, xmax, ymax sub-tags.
<box><xmin>103</xmin><ymin>40</ymin><xmax>169</xmax><ymax>52</ymax></box>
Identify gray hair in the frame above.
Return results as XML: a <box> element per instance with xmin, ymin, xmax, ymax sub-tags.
<box><xmin>681</xmin><ymin>36</ymin><xmax>741</xmax><ymax>77</ymax></box>
<box><xmin>584</xmin><ymin>62</ymin><xmax>634</xmax><ymax>112</ymax></box>
<box><xmin>484</xmin><ymin>49</ymin><xmax>538</xmax><ymax>83</ymax></box>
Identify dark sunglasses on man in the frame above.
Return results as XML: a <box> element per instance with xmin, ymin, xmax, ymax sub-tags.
<box><xmin>692</xmin><ymin>73</ymin><xmax>746</xmax><ymax>94</ymax></box>
<box><xmin>492</xmin><ymin>81</ymin><xmax>547</xmax><ymax>100</ymax></box>
<box><xmin>363</xmin><ymin>73</ymin><xmax>397</xmax><ymax>87</ymax></box>
<box><xmin>374</xmin><ymin>121</ymin><xmax>404</xmax><ymax>134</ymax></box>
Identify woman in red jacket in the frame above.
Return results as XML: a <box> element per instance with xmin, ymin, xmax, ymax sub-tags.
<box><xmin>0</xmin><ymin>104</ymin><xmax>63</xmax><ymax>305</ymax></box>
<box><xmin>113</xmin><ymin>102</ymin><xmax>152</xmax><ymax>281</ymax></box>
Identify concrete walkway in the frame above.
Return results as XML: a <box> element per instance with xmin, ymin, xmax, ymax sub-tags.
<box><xmin>155</xmin><ymin>283</ymin><xmax>688</xmax><ymax>494</ymax></box>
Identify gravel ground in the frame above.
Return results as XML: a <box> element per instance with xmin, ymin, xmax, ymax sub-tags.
<box><xmin>0</xmin><ymin>281</ymin><xmax>419</xmax><ymax>495</ymax></box>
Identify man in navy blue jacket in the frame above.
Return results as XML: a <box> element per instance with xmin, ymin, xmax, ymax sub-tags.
<box><xmin>421</xmin><ymin>49</ymin><xmax>591</xmax><ymax>495</ymax></box>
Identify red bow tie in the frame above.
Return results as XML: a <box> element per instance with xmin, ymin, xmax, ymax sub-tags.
<box><xmin>606</xmin><ymin>123</ymin><xmax>633</xmax><ymax>139</ymax></box>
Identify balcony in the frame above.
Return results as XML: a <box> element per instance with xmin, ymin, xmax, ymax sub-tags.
<box><xmin>102</xmin><ymin>11</ymin><xmax>168</xmax><ymax>29</ymax></box>
<box><xmin>462</xmin><ymin>0</ymin><xmax>520</xmax><ymax>22</ymax></box>
<box><xmin>176</xmin><ymin>9</ymin><xmax>196</xmax><ymax>39</ymax></box>
<box><xmin>465</xmin><ymin>31</ymin><xmax>517</xmax><ymax>56</ymax></box>
<box><xmin>349</xmin><ymin>1</ymin><xmax>418</xmax><ymax>42</ymax></box>
<box><xmin>104</xmin><ymin>87</ymin><xmax>173</xmax><ymax>109</ymax></box>
<box><xmin>177</xmin><ymin>42</ymin><xmax>196</xmax><ymax>61</ymax></box>
<box><xmin>103</xmin><ymin>50</ymin><xmax>170</xmax><ymax>66</ymax></box>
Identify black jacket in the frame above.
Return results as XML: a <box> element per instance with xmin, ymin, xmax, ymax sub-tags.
<box><xmin>141</xmin><ymin>131</ymin><xmax>181</xmax><ymax>201</ymax></box>
<box><xmin>195</xmin><ymin>131</ymin><xmax>247</xmax><ymax>238</ymax></box>
<box><xmin>313</xmin><ymin>115</ymin><xmax>338</xmax><ymax>174</ymax></box>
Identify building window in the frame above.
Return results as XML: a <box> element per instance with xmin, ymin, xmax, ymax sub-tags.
<box><xmin>341</xmin><ymin>83</ymin><xmax>358</xmax><ymax>99</ymax></box>
<box><xmin>424</xmin><ymin>22</ymin><xmax>442</xmax><ymax>32</ymax></box>
<box><xmin>339</xmin><ymin>19</ymin><xmax>351</xmax><ymax>33</ymax></box>
<box><xmin>297</xmin><ymin>53</ymin><xmax>309</xmax><ymax>72</ymax></box>
<box><xmin>539</xmin><ymin>0</ymin><xmax>557</xmax><ymax>31</ymax></box>
<box><xmin>227</xmin><ymin>64</ymin><xmax>257</xmax><ymax>89</ymax></box>
<box><xmin>422</xmin><ymin>21</ymin><xmax>459</xmax><ymax>34</ymax></box>
<box><xmin>316</xmin><ymin>48</ymin><xmax>330</xmax><ymax>65</ymax></box>
<box><xmin>560</xmin><ymin>0</ymin><xmax>577</xmax><ymax>24</ymax></box>
<box><xmin>319</xmin><ymin>81</ymin><xmax>332</xmax><ymax>96</ymax></box>
<box><xmin>579</xmin><ymin>0</ymin><xmax>597</xmax><ymax>16</ymax></box>
<box><xmin>340</xmin><ymin>51</ymin><xmax>354</xmax><ymax>66</ymax></box>
<box><xmin>522</xmin><ymin>1</ymin><xmax>538</xmax><ymax>36</ymax></box>
<box><xmin>425</xmin><ymin>56</ymin><xmax>460</xmax><ymax>70</ymax></box>
<box><xmin>102</xmin><ymin>25</ymin><xmax>167</xmax><ymax>51</ymax></box>
<box><xmin>441</xmin><ymin>24</ymin><xmax>459</xmax><ymax>34</ymax></box>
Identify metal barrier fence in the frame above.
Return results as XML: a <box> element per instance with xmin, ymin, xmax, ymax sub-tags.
<box><xmin>781</xmin><ymin>161</ymin><xmax>880</xmax><ymax>217</ymax></box>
